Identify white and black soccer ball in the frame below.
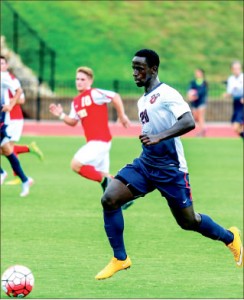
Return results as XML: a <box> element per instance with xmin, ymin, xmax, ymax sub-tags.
<box><xmin>1</xmin><ymin>265</ymin><xmax>34</xmax><ymax>298</ymax></box>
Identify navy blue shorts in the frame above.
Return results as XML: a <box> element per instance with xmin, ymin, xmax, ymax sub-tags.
<box><xmin>190</xmin><ymin>98</ymin><xmax>207</xmax><ymax>109</ymax></box>
<box><xmin>231</xmin><ymin>99</ymin><xmax>244</xmax><ymax>124</ymax></box>
<box><xmin>115</xmin><ymin>158</ymin><xmax>193</xmax><ymax>209</ymax></box>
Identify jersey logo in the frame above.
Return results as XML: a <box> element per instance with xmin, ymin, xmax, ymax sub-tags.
<box><xmin>150</xmin><ymin>93</ymin><xmax>160</xmax><ymax>104</ymax></box>
<box><xmin>77</xmin><ymin>109</ymin><xmax>88</xmax><ymax>118</ymax></box>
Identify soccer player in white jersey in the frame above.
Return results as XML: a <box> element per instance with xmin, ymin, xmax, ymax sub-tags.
<box><xmin>225</xmin><ymin>61</ymin><xmax>243</xmax><ymax>138</ymax></box>
<box><xmin>49</xmin><ymin>66</ymin><xmax>131</xmax><ymax>198</ymax></box>
<box><xmin>95</xmin><ymin>49</ymin><xmax>243</xmax><ymax>280</ymax></box>
<box><xmin>0</xmin><ymin>56</ymin><xmax>44</xmax><ymax>186</ymax></box>
<box><xmin>0</xmin><ymin>71</ymin><xmax>33</xmax><ymax>196</ymax></box>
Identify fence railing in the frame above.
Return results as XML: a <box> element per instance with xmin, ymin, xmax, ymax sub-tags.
<box><xmin>20</xmin><ymin>79</ymin><xmax>232</xmax><ymax>122</ymax></box>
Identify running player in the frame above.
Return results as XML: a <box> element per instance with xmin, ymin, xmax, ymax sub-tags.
<box><xmin>225</xmin><ymin>60</ymin><xmax>243</xmax><ymax>138</ymax></box>
<box><xmin>49</xmin><ymin>66</ymin><xmax>131</xmax><ymax>195</ymax></box>
<box><xmin>95</xmin><ymin>49</ymin><xmax>243</xmax><ymax>280</ymax></box>
<box><xmin>0</xmin><ymin>56</ymin><xmax>44</xmax><ymax>185</ymax></box>
<box><xmin>1</xmin><ymin>70</ymin><xmax>33</xmax><ymax>196</ymax></box>
<box><xmin>187</xmin><ymin>68</ymin><xmax>208</xmax><ymax>137</ymax></box>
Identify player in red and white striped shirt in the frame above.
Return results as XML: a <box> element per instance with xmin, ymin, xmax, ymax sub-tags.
<box><xmin>49</xmin><ymin>66</ymin><xmax>130</xmax><ymax>192</ymax></box>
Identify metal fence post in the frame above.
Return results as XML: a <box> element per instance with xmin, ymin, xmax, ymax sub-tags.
<box><xmin>50</xmin><ymin>50</ymin><xmax>56</xmax><ymax>91</ymax></box>
<box><xmin>112</xmin><ymin>80</ymin><xmax>120</xmax><ymax>121</ymax></box>
<box><xmin>13</xmin><ymin>12</ymin><xmax>18</xmax><ymax>54</ymax></box>
<box><xmin>36</xmin><ymin>40</ymin><xmax>45</xmax><ymax>120</ymax></box>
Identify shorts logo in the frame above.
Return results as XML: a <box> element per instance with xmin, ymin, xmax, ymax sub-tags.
<box><xmin>150</xmin><ymin>93</ymin><xmax>160</xmax><ymax>104</ymax></box>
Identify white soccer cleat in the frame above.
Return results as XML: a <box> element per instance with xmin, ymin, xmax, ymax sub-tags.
<box><xmin>1</xmin><ymin>170</ymin><xmax>8</xmax><ymax>185</ymax></box>
<box><xmin>20</xmin><ymin>177</ymin><xmax>34</xmax><ymax>197</ymax></box>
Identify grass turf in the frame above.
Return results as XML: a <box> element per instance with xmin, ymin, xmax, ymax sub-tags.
<box><xmin>1</xmin><ymin>136</ymin><xmax>243</xmax><ymax>298</ymax></box>
<box><xmin>1</xmin><ymin>1</ymin><xmax>243</xmax><ymax>84</ymax></box>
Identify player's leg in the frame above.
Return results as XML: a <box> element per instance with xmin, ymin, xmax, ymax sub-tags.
<box><xmin>6</xmin><ymin>120</ymin><xmax>26</xmax><ymax>185</ymax></box>
<box><xmin>1</xmin><ymin>142</ymin><xmax>33</xmax><ymax>197</ymax></box>
<box><xmin>231</xmin><ymin>102</ymin><xmax>244</xmax><ymax>138</ymax></box>
<box><xmin>71</xmin><ymin>141</ymin><xmax>112</xmax><ymax>184</ymax></box>
<box><xmin>0</xmin><ymin>167</ymin><xmax>8</xmax><ymax>185</ymax></box>
<box><xmin>191</xmin><ymin>108</ymin><xmax>199</xmax><ymax>123</ymax></box>
<box><xmin>4</xmin><ymin>141</ymin><xmax>22</xmax><ymax>185</ymax></box>
<box><xmin>232</xmin><ymin>122</ymin><xmax>244</xmax><ymax>138</ymax></box>
<box><xmin>170</xmin><ymin>204</ymin><xmax>243</xmax><ymax>267</ymax></box>
<box><xmin>157</xmin><ymin>170</ymin><xmax>243</xmax><ymax>267</ymax></box>
<box><xmin>95</xmin><ymin>178</ymin><xmax>134</xmax><ymax>280</ymax></box>
<box><xmin>170</xmin><ymin>204</ymin><xmax>233</xmax><ymax>243</ymax></box>
<box><xmin>196</xmin><ymin>106</ymin><xmax>206</xmax><ymax>136</ymax></box>
<box><xmin>95</xmin><ymin>161</ymin><xmax>151</xmax><ymax>279</ymax></box>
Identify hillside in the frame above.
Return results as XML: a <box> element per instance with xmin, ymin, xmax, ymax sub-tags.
<box><xmin>1</xmin><ymin>0</ymin><xmax>243</xmax><ymax>86</ymax></box>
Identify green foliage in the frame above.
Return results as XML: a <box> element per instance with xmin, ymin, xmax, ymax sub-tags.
<box><xmin>1</xmin><ymin>136</ymin><xmax>243</xmax><ymax>298</ymax></box>
<box><xmin>2</xmin><ymin>0</ymin><xmax>243</xmax><ymax>86</ymax></box>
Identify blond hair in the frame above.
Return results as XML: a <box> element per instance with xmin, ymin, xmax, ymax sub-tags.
<box><xmin>76</xmin><ymin>66</ymin><xmax>94</xmax><ymax>79</ymax></box>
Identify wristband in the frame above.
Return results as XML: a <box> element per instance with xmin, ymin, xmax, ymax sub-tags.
<box><xmin>59</xmin><ymin>112</ymin><xmax>66</xmax><ymax>120</ymax></box>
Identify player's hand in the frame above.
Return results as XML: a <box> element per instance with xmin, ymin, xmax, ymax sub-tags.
<box><xmin>139</xmin><ymin>134</ymin><xmax>161</xmax><ymax>145</ymax></box>
<box><xmin>1</xmin><ymin>104</ymin><xmax>12</xmax><ymax>112</ymax></box>
<box><xmin>118</xmin><ymin>114</ymin><xmax>131</xmax><ymax>128</ymax></box>
<box><xmin>49</xmin><ymin>103</ymin><xmax>63</xmax><ymax>117</ymax></box>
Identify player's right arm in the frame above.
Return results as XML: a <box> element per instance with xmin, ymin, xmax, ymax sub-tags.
<box><xmin>111</xmin><ymin>93</ymin><xmax>131</xmax><ymax>128</ymax></box>
<box><xmin>49</xmin><ymin>103</ymin><xmax>78</xmax><ymax>126</ymax></box>
<box><xmin>2</xmin><ymin>87</ymin><xmax>22</xmax><ymax>112</ymax></box>
<box><xmin>1</xmin><ymin>72</ymin><xmax>22</xmax><ymax>112</ymax></box>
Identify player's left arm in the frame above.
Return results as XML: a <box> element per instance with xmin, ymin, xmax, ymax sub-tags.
<box><xmin>111</xmin><ymin>93</ymin><xmax>131</xmax><ymax>128</ymax></box>
<box><xmin>140</xmin><ymin>111</ymin><xmax>195</xmax><ymax>146</ymax></box>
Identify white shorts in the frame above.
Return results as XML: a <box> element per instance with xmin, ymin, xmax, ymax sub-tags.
<box><xmin>1</xmin><ymin>136</ymin><xmax>10</xmax><ymax>147</ymax></box>
<box><xmin>6</xmin><ymin>119</ymin><xmax>24</xmax><ymax>142</ymax></box>
<box><xmin>73</xmin><ymin>141</ymin><xmax>112</xmax><ymax>173</ymax></box>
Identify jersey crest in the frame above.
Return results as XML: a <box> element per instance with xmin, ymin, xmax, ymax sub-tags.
<box><xmin>149</xmin><ymin>93</ymin><xmax>160</xmax><ymax>104</ymax></box>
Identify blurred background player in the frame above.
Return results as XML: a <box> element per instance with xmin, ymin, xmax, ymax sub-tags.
<box><xmin>224</xmin><ymin>60</ymin><xmax>243</xmax><ymax>138</ymax></box>
<box><xmin>49</xmin><ymin>66</ymin><xmax>132</xmax><ymax>208</ymax></box>
<box><xmin>0</xmin><ymin>56</ymin><xmax>44</xmax><ymax>185</ymax></box>
<box><xmin>1</xmin><ymin>69</ymin><xmax>33</xmax><ymax>196</ymax></box>
<box><xmin>187</xmin><ymin>68</ymin><xmax>208</xmax><ymax>137</ymax></box>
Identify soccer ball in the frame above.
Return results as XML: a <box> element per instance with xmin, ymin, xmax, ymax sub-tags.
<box><xmin>1</xmin><ymin>265</ymin><xmax>34</xmax><ymax>298</ymax></box>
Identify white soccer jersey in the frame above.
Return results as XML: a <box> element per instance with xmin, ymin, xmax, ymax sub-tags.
<box><xmin>1</xmin><ymin>71</ymin><xmax>19</xmax><ymax>124</ymax></box>
<box><xmin>138</xmin><ymin>82</ymin><xmax>191</xmax><ymax>172</ymax></box>
<box><xmin>227</xmin><ymin>73</ymin><xmax>243</xmax><ymax>99</ymax></box>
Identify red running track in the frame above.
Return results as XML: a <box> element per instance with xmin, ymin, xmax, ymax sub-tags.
<box><xmin>22</xmin><ymin>121</ymin><xmax>238</xmax><ymax>138</ymax></box>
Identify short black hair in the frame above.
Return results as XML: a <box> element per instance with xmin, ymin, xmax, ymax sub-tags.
<box><xmin>134</xmin><ymin>49</ymin><xmax>160</xmax><ymax>68</ymax></box>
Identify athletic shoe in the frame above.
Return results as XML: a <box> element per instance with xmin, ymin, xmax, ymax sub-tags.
<box><xmin>122</xmin><ymin>200</ymin><xmax>134</xmax><ymax>210</ymax></box>
<box><xmin>0</xmin><ymin>171</ymin><xmax>8</xmax><ymax>185</ymax></box>
<box><xmin>29</xmin><ymin>142</ymin><xmax>44</xmax><ymax>161</ymax></box>
<box><xmin>101</xmin><ymin>176</ymin><xmax>113</xmax><ymax>192</ymax></box>
<box><xmin>227</xmin><ymin>226</ymin><xmax>243</xmax><ymax>267</ymax></box>
<box><xmin>20</xmin><ymin>177</ymin><xmax>34</xmax><ymax>197</ymax></box>
<box><xmin>5</xmin><ymin>177</ymin><xmax>21</xmax><ymax>185</ymax></box>
<box><xmin>95</xmin><ymin>256</ymin><xmax>132</xmax><ymax>280</ymax></box>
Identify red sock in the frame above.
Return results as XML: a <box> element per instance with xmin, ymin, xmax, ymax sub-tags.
<box><xmin>78</xmin><ymin>165</ymin><xmax>103</xmax><ymax>182</ymax></box>
<box><xmin>14</xmin><ymin>145</ymin><xmax>30</xmax><ymax>155</ymax></box>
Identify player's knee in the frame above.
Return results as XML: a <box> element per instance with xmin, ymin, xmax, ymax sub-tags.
<box><xmin>177</xmin><ymin>218</ymin><xmax>198</xmax><ymax>231</ymax></box>
<box><xmin>101</xmin><ymin>192</ymin><xmax>117</xmax><ymax>210</ymax></box>
<box><xmin>70</xmin><ymin>159</ymin><xmax>80</xmax><ymax>173</ymax></box>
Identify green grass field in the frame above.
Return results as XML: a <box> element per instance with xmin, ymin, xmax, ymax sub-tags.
<box><xmin>1</xmin><ymin>136</ymin><xmax>243</xmax><ymax>299</ymax></box>
<box><xmin>2</xmin><ymin>1</ymin><xmax>243</xmax><ymax>83</ymax></box>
